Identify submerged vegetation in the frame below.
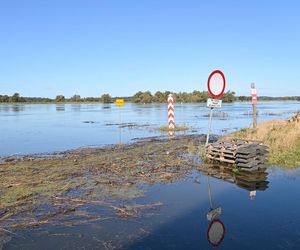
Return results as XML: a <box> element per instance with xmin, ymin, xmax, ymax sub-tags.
<box><xmin>224</xmin><ymin>115</ymin><xmax>300</xmax><ymax>167</ymax></box>
<box><xmin>0</xmin><ymin>135</ymin><xmax>206</xmax><ymax>236</ymax></box>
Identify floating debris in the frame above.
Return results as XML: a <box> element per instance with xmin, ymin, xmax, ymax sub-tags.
<box><xmin>0</xmin><ymin>134</ymin><xmax>207</xmax><ymax>235</ymax></box>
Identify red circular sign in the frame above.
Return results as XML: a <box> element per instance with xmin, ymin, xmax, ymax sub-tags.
<box><xmin>207</xmin><ymin>219</ymin><xmax>225</xmax><ymax>247</ymax></box>
<box><xmin>207</xmin><ymin>70</ymin><xmax>226</xmax><ymax>99</ymax></box>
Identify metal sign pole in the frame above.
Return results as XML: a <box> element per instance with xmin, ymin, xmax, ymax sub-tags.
<box><xmin>116</xmin><ymin>99</ymin><xmax>125</xmax><ymax>144</ymax></box>
<box><xmin>251</xmin><ymin>83</ymin><xmax>257</xmax><ymax>129</ymax></box>
<box><xmin>206</xmin><ymin>107</ymin><xmax>214</xmax><ymax>145</ymax></box>
<box><xmin>119</xmin><ymin>107</ymin><xmax>121</xmax><ymax>144</ymax></box>
<box><xmin>253</xmin><ymin>103</ymin><xmax>257</xmax><ymax>129</ymax></box>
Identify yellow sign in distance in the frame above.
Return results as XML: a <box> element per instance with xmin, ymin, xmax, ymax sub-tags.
<box><xmin>116</xmin><ymin>99</ymin><xmax>125</xmax><ymax>107</ymax></box>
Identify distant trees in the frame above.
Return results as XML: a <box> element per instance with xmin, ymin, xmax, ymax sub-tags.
<box><xmin>82</xmin><ymin>97</ymin><xmax>100</xmax><ymax>102</ymax></box>
<box><xmin>132</xmin><ymin>91</ymin><xmax>153</xmax><ymax>103</ymax></box>
<box><xmin>130</xmin><ymin>90</ymin><xmax>236</xmax><ymax>103</ymax></box>
<box><xmin>0</xmin><ymin>95</ymin><xmax>10</xmax><ymax>102</ymax></box>
<box><xmin>237</xmin><ymin>96</ymin><xmax>250</xmax><ymax>102</ymax></box>
<box><xmin>11</xmin><ymin>93</ymin><xmax>20</xmax><ymax>102</ymax></box>
<box><xmin>153</xmin><ymin>91</ymin><xmax>165</xmax><ymax>102</ymax></box>
<box><xmin>0</xmin><ymin>93</ymin><xmax>26</xmax><ymax>103</ymax></box>
<box><xmin>2</xmin><ymin>91</ymin><xmax>299</xmax><ymax>104</ymax></box>
<box><xmin>55</xmin><ymin>95</ymin><xmax>65</xmax><ymax>102</ymax></box>
<box><xmin>101</xmin><ymin>94</ymin><xmax>112</xmax><ymax>103</ymax></box>
<box><xmin>70</xmin><ymin>95</ymin><xmax>81</xmax><ymax>102</ymax></box>
<box><xmin>222</xmin><ymin>91</ymin><xmax>236</xmax><ymax>103</ymax></box>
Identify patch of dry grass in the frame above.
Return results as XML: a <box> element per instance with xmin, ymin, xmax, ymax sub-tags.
<box><xmin>157</xmin><ymin>125</ymin><xmax>189</xmax><ymax>132</ymax></box>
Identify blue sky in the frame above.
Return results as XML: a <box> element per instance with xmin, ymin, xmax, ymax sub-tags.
<box><xmin>0</xmin><ymin>0</ymin><xmax>299</xmax><ymax>97</ymax></box>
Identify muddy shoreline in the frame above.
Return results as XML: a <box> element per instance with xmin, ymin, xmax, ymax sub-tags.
<box><xmin>0</xmin><ymin>134</ymin><xmax>209</xmax><ymax>245</ymax></box>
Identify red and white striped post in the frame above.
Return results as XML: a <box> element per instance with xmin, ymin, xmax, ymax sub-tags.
<box><xmin>251</xmin><ymin>83</ymin><xmax>257</xmax><ymax>128</ymax></box>
<box><xmin>168</xmin><ymin>94</ymin><xmax>175</xmax><ymax>131</ymax></box>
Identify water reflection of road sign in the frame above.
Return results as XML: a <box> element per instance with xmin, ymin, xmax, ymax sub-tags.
<box><xmin>207</xmin><ymin>70</ymin><xmax>226</xmax><ymax>99</ymax></box>
<box><xmin>207</xmin><ymin>219</ymin><xmax>225</xmax><ymax>247</ymax></box>
<box><xmin>206</xmin><ymin>175</ymin><xmax>225</xmax><ymax>247</ymax></box>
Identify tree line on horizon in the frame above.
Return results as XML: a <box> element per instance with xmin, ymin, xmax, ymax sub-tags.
<box><xmin>1</xmin><ymin>91</ymin><xmax>300</xmax><ymax>104</ymax></box>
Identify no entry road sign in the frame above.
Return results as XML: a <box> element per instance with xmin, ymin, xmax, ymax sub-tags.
<box><xmin>207</xmin><ymin>70</ymin><xmax>226</xmax><ymax>99</ymax></box>
<box><xmin>205</xmin><ymin>70</ymin><xmax>226</xmax><ymax>145</ymax></box>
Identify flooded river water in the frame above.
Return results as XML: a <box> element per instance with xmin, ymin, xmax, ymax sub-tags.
<box><xmin>0</xmin><ymin>101</ymin><xmax>299</xmax><ymax>156</ymax></box>
<box><xmin>3</xmin><ymin>167</ymin><xmax>300</xmax><ymax>250</ymax></box>
<box><xmin>1</xmin><ymin>102</ymin><xmax>300</xmax><ymax>249</ymax></box>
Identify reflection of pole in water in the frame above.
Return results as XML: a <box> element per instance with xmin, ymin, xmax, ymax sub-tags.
<box><xmin>250</xmin><ymin>190</ymin><xmax>256</xmax><ymax>200</ymax></box>
<box><xmin>205</xmin><ymin>175</ymin><xmax>225</xmax><ymax>247</ymax></box>
<box><xmin>206</xmin><ymin>175</ymin><xmax>222</xmax><ymax>221</ymax></box>
<box><xmin>206</xmin><ymin>176</ymin><xmax>213</xmax><ymax>210</ymax></box>
<box><xmin>251</xmin><ymin>83</ymin><xmax>257</xmax><ymax>129</ymax></box>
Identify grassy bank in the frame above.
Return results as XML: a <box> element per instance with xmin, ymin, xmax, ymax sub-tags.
<box><xmin>224</xmin><ymin>117</ymin><xmax>300</xmax><ymax>167</ymax></box>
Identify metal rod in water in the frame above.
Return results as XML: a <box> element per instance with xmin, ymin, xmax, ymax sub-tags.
<box><xmin>206</xmin><ymin>108</ymin><xmax>213</xmax><ymax>145</ymax></box>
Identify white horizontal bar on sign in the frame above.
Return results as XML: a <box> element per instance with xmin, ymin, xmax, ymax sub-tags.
<box><xmin>207</xmin><ymin>98</ymin><xmax>222</xmax><ymax>108</ymax></box>
<box><xmin>251</xmin><ymin>88</ymin><xmax>257</xmax><ymax>95</ymax></box>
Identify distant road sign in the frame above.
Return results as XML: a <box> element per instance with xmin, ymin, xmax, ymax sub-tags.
<box><xmin>207</xmin><ymin>98</ymin><xmax>222</xmax><ymax>108</ymax></box>
<box><xmin>116</xmin><ymin>99</ymin><xmax>124</xmax><ymax>107</ymax></box>
<box><xmin>207</xmin><ymin>70</ymin><xmax>226</xmax><ymax>99</ymax></box>
<box><xmin>251</xmin><ymin>83</ymin><xmax>257</xmax><ymax>105</ymax></box>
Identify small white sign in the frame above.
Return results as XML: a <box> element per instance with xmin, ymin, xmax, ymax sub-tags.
<box><xmin>207</xmin><ymin>98</ymin><xmax>222</xmax><ymax>108</ymax></box>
